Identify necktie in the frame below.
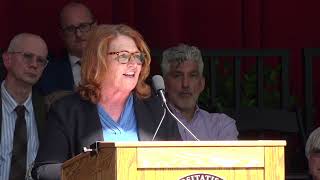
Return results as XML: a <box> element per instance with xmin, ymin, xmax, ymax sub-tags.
<box><xmin>9</xmin><ymin>105</ymin><xmax>27</xmax><ymax>180</ymax></box>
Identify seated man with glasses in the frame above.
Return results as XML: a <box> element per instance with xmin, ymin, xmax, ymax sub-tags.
<box><xmin>0</xmin><ymin>33</ymin><xmax>48</xmax><ymax>180</ymax></box>
<box><xmin>37</xmin><ymin>2</ymin><xmax>97</xmax><ymax>96</ymax></box>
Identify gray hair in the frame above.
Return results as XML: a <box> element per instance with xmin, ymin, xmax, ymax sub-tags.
<box><xmin>161</xmin><ymin>44</ymin><xmax>204</xmax><ymax>76</ymax></box>
<box><xmin>305</xmin><ymin>127</ymin><xmax>320</xmax><ymax>159</ymax></box>
<box><xmin>7</xmin><ymin>33</ymin><xmax>47</xmax><ymax>53</ymax></box>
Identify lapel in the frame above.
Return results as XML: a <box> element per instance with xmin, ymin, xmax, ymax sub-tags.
<box><xmin>132</xmin><ymin>94</ymin><xmax>181</xmax><ymax>141</ymax></box>
<box><xmin>31</xmin><ymin>89</ymin><xmax>46</xmax><ymax>137</ymax></box>
<box><xmin>64</xmin><ymin>56</ymin><xmax>75</xmax><ymax>88</ymax></box>
<box><xmin>0</xmin><ymin>90</ymin><xmax>2</xmax><ymax>143</ymax></box>
<box><xmin>0</xmin><ymin>88</ymin><xmax>47</xmax><ymax>143</ymax></box>
<box><xmin>133</xmin><ymin>95</ymin><xmax>155</xmax><ymax>141</ymax></box>
<box><xmin>78</xmin><ymin>96</ymin><xmax>103</xmax><ymax>149</ymax></box>
<box><xmin>134</xmin><ymin>94</ymin><xmax>182</xmax><ymax>141</ymax></box>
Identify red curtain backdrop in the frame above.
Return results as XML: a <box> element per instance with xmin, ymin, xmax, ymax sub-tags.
<box><xmin>1</xmin><ymin>0</ymin><xmax>320</xmax><ymax>125</ymax></box>
<box><xmin>2</xmin><ymin>0</ymin><xmax>320</xmax><ymax>52</ymax></box>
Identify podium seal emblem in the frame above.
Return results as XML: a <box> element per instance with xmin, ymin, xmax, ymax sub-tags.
<box><xmin>179</xmin><ymin>173</ymin><xmax>224</xmax><ymax>180</ymax></box>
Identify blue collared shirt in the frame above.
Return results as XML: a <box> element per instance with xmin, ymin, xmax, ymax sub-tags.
<box><xmin>0</xmin><ymin>81</ymin><xmax>39</xmax><ymax>180</ymax></box>
<box><xmin>98</xmin><ymin>94</ymin><xmax>139</xmax><ymax>141</ymax></box>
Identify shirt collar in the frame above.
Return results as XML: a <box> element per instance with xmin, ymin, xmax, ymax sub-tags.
<box><xmin>168</xmin><ymin>103</ymin><xmax>200</xmax><ymax>121</ymax></box>
<box><xmin>1</xmin><ymin>81</ymin><xmax>33</xmax><ymax>113</ymax></box>
<box><xmin>97</xmin><ymin>93</ymin><xmax>135</xmax><ymax>130</ymax></box>
<box><xmin>68</xmin><ymin>54</ymin><xmax>81</xmax><ymax>66</ymax></box>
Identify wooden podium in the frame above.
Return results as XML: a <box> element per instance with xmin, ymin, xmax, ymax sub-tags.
<box><xmin>62</xmin><ymin>141</ymin><xmax>286</xmax><ymax>180</ymax></box>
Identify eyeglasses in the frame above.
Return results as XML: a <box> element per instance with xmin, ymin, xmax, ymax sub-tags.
<box><xmin>107</xmin><ymin>51</ymin><xmax>145</xmax><ymax>65</ymax></box>
<box><xmin>62</xmin><ymin>21</ymin><xmax>95</xmax><ymax>35</ymax></box>
<box><xmin>9</xmin><ymin>52</ymin><xmax>48</xmax><ymax>68</ymax></box>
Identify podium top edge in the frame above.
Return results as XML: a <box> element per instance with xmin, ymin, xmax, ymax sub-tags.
<box><xmin>96</xmin><ymin>140</ymin><xmax>286</xmax><ymax>148</ymax></box>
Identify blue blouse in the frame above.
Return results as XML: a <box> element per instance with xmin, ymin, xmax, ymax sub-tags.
<box><xmin>97</xmin><ymin>94</ymin><xmax>139</xmax><ymax>141</ymax></box>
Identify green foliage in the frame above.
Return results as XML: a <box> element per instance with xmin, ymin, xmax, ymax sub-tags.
<box><xmin>198</xmin><ymin>61</ymin><xmax>296</xmax><ymax>112</ymax></box>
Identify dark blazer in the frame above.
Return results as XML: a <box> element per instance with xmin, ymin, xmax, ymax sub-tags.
<box><xmin>33</xmin><ymin>93</ymin><xmax>181</xmax><ymax>180</ymax></box>
<box><xmin>0</xmin><ymin>51</ymin><xmax>7</xmax><ymax>82</ymax></box>
<box><xmin>36</xmin><ymin>55</ymin><xmax>75</xmax><ymax>95</ymax></box>
<box><xmin>0</xmin><ymin>87</ymin><xmax>47</xmax><ymax>144</ymax></box>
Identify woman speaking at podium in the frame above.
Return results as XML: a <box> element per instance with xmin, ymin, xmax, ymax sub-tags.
<box><xmin>32</xmin><ymin>24</ymin><xmax>181</xmax><ymax>180</ymax></box>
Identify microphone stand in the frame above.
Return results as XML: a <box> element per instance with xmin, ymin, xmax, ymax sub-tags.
<box><xmin>152</xmin><ymin>98</ymin><xmax>200</xmax><ymax>141</ymax></box>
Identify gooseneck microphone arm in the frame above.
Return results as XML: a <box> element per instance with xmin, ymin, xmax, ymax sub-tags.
<box><xmin>152</xmin><ymin>103</ymin><xmax>166</xmax><ymax>141</ymax></box>
<box><xmin>151</xmin><ymin>75</ymin><xmax>200</xmax><ymax>141</ymax></box>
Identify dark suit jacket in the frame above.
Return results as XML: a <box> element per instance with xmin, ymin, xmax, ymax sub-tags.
<box><xmin>33</xmin><ymin>93</ymin><xmax>181</xmax><ymax>180</ymax></box>
<box><xmin>0</xmin><ymin>52</ymin><xmax>7</xmax><ymax>81</ymax></box>
<box><xmin>0</xmin><ymin>87</ymin><xmax>47</xmax><ymax>146</ymax></box>
<box><xmin>36</xmin><ymin>55</ymin><xmax>75</xmax><ymax>95</ymax></box>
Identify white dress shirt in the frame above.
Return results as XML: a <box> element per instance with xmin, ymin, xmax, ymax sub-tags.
<box><xmin>0</xmin><ymin>81</ymin><xmax>39</xmax><ymax>180</ymax></box>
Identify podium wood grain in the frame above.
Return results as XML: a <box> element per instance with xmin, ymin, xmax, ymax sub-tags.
<box><xmin>62</xmin><ymin>141</ymin><xmax>285</xmax><ymax>180</ymax></box>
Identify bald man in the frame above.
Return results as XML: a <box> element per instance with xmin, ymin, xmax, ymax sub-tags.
<box><xmin>37</xmin><ymin>2</ymin><xmax>97</xmax><ymax>95</ymax></box>
<box><xmin>0</xmin><ymin>33</ymin><xmax>48</xmax><ymax>180</ymax></box>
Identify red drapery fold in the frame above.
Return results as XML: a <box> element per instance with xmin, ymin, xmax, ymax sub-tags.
<box><xmin>1</xmin><ymin>0</ymin><xmax>320</xmax><ymax>125</ymax></box>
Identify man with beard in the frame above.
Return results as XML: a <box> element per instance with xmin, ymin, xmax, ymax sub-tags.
<box><xmin>0</xmin><ymin>33</ymin><xmax>47</xmax><ymax>180</ymax></box>
<box><xmin>161</xmin><ymin>44</ymin><xmax>238</xmax><ymax>140</ymax></box>
<box><xmin>37</xmin><ymin>2</ymin><xmax>97</xmax><ymax>95</ymax></box>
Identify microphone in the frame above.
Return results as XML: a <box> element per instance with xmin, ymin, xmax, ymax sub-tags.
<box><xmin>152</xmin><ymin>75</ymin><xmax>166</xmax><ymax>103</ymax></box>
<box><xmin>151</xmin><ymin>75</ymin><xmax>200</xmax><ymax>141</ymax></box>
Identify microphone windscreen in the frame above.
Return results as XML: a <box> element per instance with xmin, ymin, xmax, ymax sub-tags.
<box><xmin>152</xmin><ymin>75</ymin><xmax>165</xmax><ymax>91</ymax></box>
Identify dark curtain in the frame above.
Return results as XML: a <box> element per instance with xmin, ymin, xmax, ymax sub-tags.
<box><xmin>1</xmin><ymin>0</ymin><xmax>320</xmax><ymax>125</ymax></box>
